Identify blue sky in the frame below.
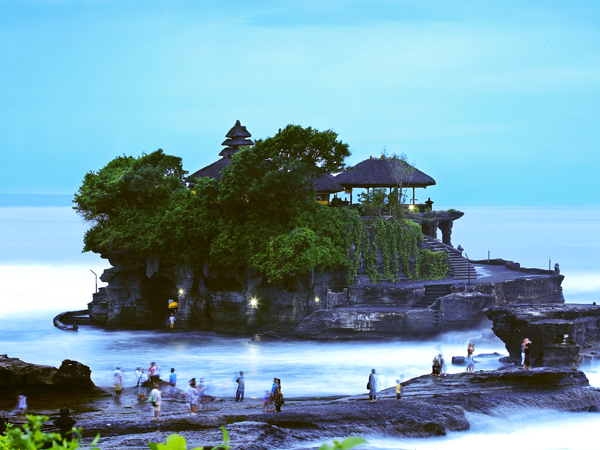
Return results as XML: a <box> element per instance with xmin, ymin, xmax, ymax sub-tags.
<box><xmin>1</xmin><ymin>1</ymin><xmax>599</xmax><ymax>205</ymax></box>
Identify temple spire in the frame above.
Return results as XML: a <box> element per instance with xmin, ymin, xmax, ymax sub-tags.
<box><xmin>219</xmin><ymin>120</ymin><xmax>254</xmax><ymax>157</ymax></box>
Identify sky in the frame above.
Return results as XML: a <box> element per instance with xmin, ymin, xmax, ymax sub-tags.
<box><xmin>1</xmin><ymin>0</ymin><xmax>599</xmax><ymax>206</ymax></box>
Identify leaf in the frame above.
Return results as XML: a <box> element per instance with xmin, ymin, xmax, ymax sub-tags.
<box><xmin>318</xmin><ymin>445</ymin><xmax>335</xmax><ymax>450</ymax></box>
<box><xmin>165</xmin><ymin>434</ymin><xmax>188</xmax><ymax>450</ymax></box>
<box><xmin>339</xmin><ymin>436</ymin><xmax>368</xmax><ymax>449</ymax></box>
<box><xmin>148</xmin><ymin>444</ymin><xmax>160</xmax><ymax>450</ymax></box>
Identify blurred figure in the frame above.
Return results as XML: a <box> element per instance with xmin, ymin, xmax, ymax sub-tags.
<box><xmin>438</xmin><ymin>354</ymin><xmax>447</xmax><ymax>376</ymax></box>
<box><xmin>368</xmin><ymin>369</ymin><xmax>377</xmax><ymax>402</ymax></box>
<box><xmin>113</xmin><ymin>366</ymin><xmax>123</xmax><ymax>398</ymax></box>
<box><xmin>184</xmin><ymin>378</ymin><xmax>198</xmax><ymax>415</ymax></box>
<box><xmin>137</xmin><ymin>369</ymin><xmax>148</xmax><ymax>400</ymax></box>
<box><xmin>523</xmin><ymin>338</ymin><xmax>532</xmax><ymax>370</ymax></box>
<box><xmin>134</xmin><ymin>367</ymin><xmax>142</xmax><ymax>387</ymax></box>
<box><xmin>235</xmin><ymin>371</ymin><xmax>245</xmax><ymax>402</ymax></box>
<box><xmin>169</xmin><ymin>313</ymin><xmax>176</xmax><ymax>331</ymax></box>
<box><xmin>262</xmin><ymin>390</ymin><xmax>270</xmax><ymax>411</ymax></box>
<box><xmin>149</xmin><ymin>362</ymin><xmax>158</xmax><ymax>383</ymax></box>
<box><xmin>466</xmin><ymin>354</ymin><xmax>475</xmax><ymax>373</ymax></box>
<box><xmin>395</xmin><ymin>380</ymin><xmax>402</xmax><ymax>403</ymax></box>
<box><xmin>9</xmin><ymin>394</ymin><xmax>27</xmax><ymax>420</ymax></box>
<box><xmin>467</xmin><ymin>342</ymin><xmax>475</xmax><ymax>358</ymax></box>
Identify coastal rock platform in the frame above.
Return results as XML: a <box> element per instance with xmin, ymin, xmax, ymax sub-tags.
<box><xmin>29</xmin><ymin>367</ymin><xmax>597</xmax><ymax>450</ymax></box>
<box><xmin>0</xmin><ymin>355</ymin><xmax>95</xmax><ymax>391</ymax></box>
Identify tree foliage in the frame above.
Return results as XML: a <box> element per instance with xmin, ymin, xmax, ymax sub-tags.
<box><xmin>74</xmin><ymin>124</ymin><xmax>447</xmax><ymax>284</ymax></box>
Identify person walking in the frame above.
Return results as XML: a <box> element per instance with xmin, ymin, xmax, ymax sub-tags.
<box><xmin>149</xmin><ymin>383</ymin><xmax>162</xmax><ymax>420</ymax></box>
<box><xmin>137</xmin><ymin>369</ymin><xmax>148</xmax><ymax>400</ymax></box>
<box><xmin>523</xmin><ymin>338</ymin><xmax>532</xmax><ymax>370</ymax></box>
<box><xmin>274</xmin><ymin>379</ymin><xmax>285</xmax><ymax>412</ymax></box>
<box><xmin>113</xmin><ymin>366</ymin><xmax>123</xmax><ymax>398</ymax></box>
<box><xmin>184</xmin><ymin>378</ymin><xmax>198</xmax><ymax>415</ymax></box>
<box><xmin>235</xmin><ymin>371</ymin><xmax>245</xmax><ymax>402</ymax></box>
<box><xmin>368</xmin><ymin>369</ymin><xmax>377</xmax><ymax>402</ymax></box>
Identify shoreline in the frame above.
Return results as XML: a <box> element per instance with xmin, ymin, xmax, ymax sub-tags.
<box><xmin>4</xmin><ymin>367</ymin><xmax>600</xmax><ymax>450</ymax></box>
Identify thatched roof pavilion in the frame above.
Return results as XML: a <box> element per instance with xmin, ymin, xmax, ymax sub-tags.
<box><xmin>334</xmin><ymin>155</ymin><xmax>436</xmax><ymax>204</ymax></box>
<box><xmin>312</xmin><ymin>173</ymin><xmax>343</xmax><ymax>204</ymax></box>
<box><xmin>191</xmin><ymin>120</ymin><xmax>254</xmax><ymax>181</ymax></box>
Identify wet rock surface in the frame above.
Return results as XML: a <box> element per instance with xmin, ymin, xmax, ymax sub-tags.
<box><xmin>485</xmin><ymin>304</ymin><xmax>600</xmax><ymax>367</ymax></box>
<box><xmin>15</xmin><ymin>367</ymin><xmax>595</xmax><ymax>449</ymax></box>
<box><xmin>0</xmin><ymin>356</ymin><xmax>95</xmax><ymax>390</ymax></box>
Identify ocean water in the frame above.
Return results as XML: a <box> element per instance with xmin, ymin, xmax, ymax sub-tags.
<box><xmin>1</xmin><ymin>205</ymin><xmax>599</xmax><ymax>447</ymax></box>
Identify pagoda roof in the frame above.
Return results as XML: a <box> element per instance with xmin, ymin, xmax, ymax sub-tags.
<box><xmin>221</xmin><ymin>137</ymin><xmax>254</xmax><ymax>147</ymax></box>
<box><xmin>313</xmin><ymin>173</ymin><xmax>343</xmax><ymax>193</ymax></box>
<box><xmin>226</xmin><ymin>120</ymin><xmax>252</xmax><ymax>138</ymax></box>
<box><xmin>335</xmin><ymin>156</ymin><xmax>436</xmax><ymax>188</ymax></box>
<box><xmin>190</xmin><ymin>157</ymin><xmax>232</xmax><ymax>181</ymax></box>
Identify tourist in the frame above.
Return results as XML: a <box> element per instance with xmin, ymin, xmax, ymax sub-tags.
<box><xmin>368</xmin><ymin>369</ymin><xmax>377</xmax><ymax>402</ymax></box>
<box><xmin>149</xmin><ymin>383</ymin><xmax>162</xmax><ymax>420</ymax></box>
<box><xmin>9</xmin><ymin>394</ymin><xmax>27</xmax><ymax>420</ymax></box>
<box><xmin>466</xmin><ymin>354</ymin><xmax>475</xmax><ymax>373</ymax></box>
<box><xmin>137</xmin><ymin>369</ymin><xmax>148</xmax><ymax>400</ymax></box>
<box><xmin>269</xmin><ymin>377</ymin><xmax>278</xmax><ymax>411</ymax></box>
<box><xmin>274</xmin><ymin>379</ymin><xmax>285</xmax><ymax>412</ymax></box>
<box><xmin>113</xmin><ymin>366</ymin><xmax>123</xmax><ymax>398</ymax></box>
<box><xmin>184</xmin><ymin>378</ymin><xmax>198</xmax><ymax>415</ymax></box>
<box><xmin>198</xmin><ymin>378</ymin><xmax>210</xmax><ymax>411</ymax></box>
<box><xmin>169</xmin><ymin>313</ymin><xmax>176</xmax><ymax>331</ymax></box>
<box><xmin>134</xmin><ymin>367</ymin><xmax>142</xmax><ymax>386</ymax></box>
<box><xmin>235</xmin><ymin>371</ymin><xmax>245</xmax><ymax>402</ymax></box>
<box><xmin>169</xmin><ymin>368</ymin><xmax>177</xmax><ymax>399</ymax></box>
<box><xmin>523</xmin><ymin>338</ymin><xmax>532</xmax><ymax>370</ymax></box>
<box><xmin>467</xmin><ymin>342</ymin><xmax>475</xmax><ymax>358</ymax></box>
<box><xmin>521</xmin><ymin>338</ymin><xmax>530</xmax><ymax>368</ymax></box>
<box><xmin>155</xmin><ymin>364</ymin><xmax>162</xmax><ymax>380</ymax></box>
<box><xmin>432</xmin><ymin>356</ymin><xmax>441</xmax><ymax>376</ymax></box>
<box><xmin>396</xmin><ymin>380</ymin><xmax>402</xmax><ymax>402</ymax></box>
<box><xmin>263</xmin><ymin>390</ymin><xmax>270</xmax><ymax>411</ymax></box>
<box><xmin>438</xmin><ymin>353</ymin><xmax>447</xmax><ymax>376</ymax></box>
<box><xmin>149</xmin><ymin>362</ymin><xmax>158</xmax><ymax>382</ymax></box>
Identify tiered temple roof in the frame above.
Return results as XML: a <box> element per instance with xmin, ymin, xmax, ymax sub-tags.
<box><xmin>191</xmin><ymin>120</ymin><xmax>254</xmax><ymax>181</ymax></box>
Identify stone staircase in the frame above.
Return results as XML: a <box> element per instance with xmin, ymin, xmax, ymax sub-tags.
<box><xmin>423</xmin><ymin>235</ymin><xmax>478</xmax><ymax>280</ymax></box>
<box><xmin>414</xmin><ymin>284</ymin><xmax>453</xmax><ymax>308</ymax></box>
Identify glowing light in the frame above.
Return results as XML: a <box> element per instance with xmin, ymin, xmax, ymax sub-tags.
<box><xmin>250</xmin><ymin>298</ymin><xmax>258</xmax><ymax>308</ymax></box>
<box><xmin>408</xmin><ymin>204</ymin><xmax>416</xmax><ymax>211</ymax></box>
<box><xmin>178</xmin><ymin>289</ymin><xmax>184</xmax><ymax>295</ymax></box>
<box><xmin>315</xmin><ymin>297</ymin><xmax>319</xmax><ymax>302</ymax></box>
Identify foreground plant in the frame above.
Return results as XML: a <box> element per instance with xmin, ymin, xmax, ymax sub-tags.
<box><xmin>148</xmin><ymin>427</ymin><xmax>230</xmax><ymax>450</ymax></box>
<box><xmin>0</xmin><ymin>415</ymin><xmax>99</xmax><ymax>450</ymax></box>
<box><xmin>319</xmin><ymin>436</ymin><xmax>367</xmax><ymax>450</ymax></box>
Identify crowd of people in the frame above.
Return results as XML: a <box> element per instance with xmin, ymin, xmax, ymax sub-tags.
<box><xmin>111</xmin><ymin>363</ymin><xmax>287</xmax><ymax>420</ymax></box>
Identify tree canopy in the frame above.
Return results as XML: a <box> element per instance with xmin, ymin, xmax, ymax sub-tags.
<box><xmin>73</xmin><ymin>124</ymin><xmax>447</xmax><ymax>283</ymax></box>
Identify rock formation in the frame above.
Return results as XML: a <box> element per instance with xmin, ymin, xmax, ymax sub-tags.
<box><xmin>0</xmin><ymin>356</ymin><xmax>95</xmax><ymax>390</ymax></box>
<box><xmin>485</xmin><ymin>304</ymin><xmax>600</xmax><ymax>367</ymax></box>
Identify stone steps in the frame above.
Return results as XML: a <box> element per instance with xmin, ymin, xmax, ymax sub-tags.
<box><xmin>414</xmin><ymin>284</ymin><xmax>453</xmax><ymax>308</ymax></box>
<box><xmin>423</xmin><ymin>235</ymin><xmax>478</xmax><ymax>280</ymax></box>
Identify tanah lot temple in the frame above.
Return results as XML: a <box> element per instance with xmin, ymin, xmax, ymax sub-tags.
<box><xmin>82</xmin><ymin>120</ymin><xmax>569</xmax><ymax>356</ymax></box>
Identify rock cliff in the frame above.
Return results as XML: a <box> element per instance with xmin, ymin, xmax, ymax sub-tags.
<box><xmin>485</xmin><ymin>304</ymin><xmax>600</xmax><ymax>367</ymax></box>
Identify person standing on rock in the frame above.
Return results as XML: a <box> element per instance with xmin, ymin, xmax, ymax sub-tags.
<box><xmin>137</xmin><ymin>369</ymin><xmax>148</xmax><ymax>401</ymax></box>
<box><xmin>185</xmin><ymin>378</ymin><xmax>198</xmax><ymax>415</ymax></box>
<box><xmin>432</xmin><ymin>356</ymin><xmax>441</xmax><ymax>376</ymax></box>
<box><xmin>467</xmin><ymin>342</ymin><xmax>475</xmax><ymax>358</ymax></box>
<box><xmin>395</xmin><ymin>380</ymin><xmax>402</xmax><ymax>402</ymax></box>
<box><xmin>523</xmin><ymin>338</ymin><xmax>532</xmax><ymax>370</ymax></box>
<box><xmin>149</xmin><ymin>362</ymin><xmax>158</xmax><ymax>383</ymax></box>
<box><xmin>150</xmin><ymin>383</ymin><xmax>162</xmax><ymax>420</ymax></box>
<box><xmin>134</xmin><ymin>367</ymin><xmax>142</xmax><ymax>387</ymax></box>
<box><xmin>235</xmin><ymin>371</ymin><xmax>245</xmax><ymax>402</ymax></box>
<box><xmin>466</xmin><ymin>354</ymin><xmax>475</xmax><ymax>373</ymax></box>
<box><xmin>368</xmin><ymin>369</ymin><xmax>377</xmax><ymax>402</ymax></box>
<box><xmin>169</xmin><ymin>368</ymin><xmax>177</xmax><ymax>399</ymax></box>
<box><xmin>438</xmin><ymin>354</ymin><xmax>447</xmax><ymax>376</ymax></box>
<box><xmin>274</xmin><ymin>379</ymin><xmax>285</xmax><ymax>412</ymax></box>
<box><xmin>113</xmin><ymin>366</ymin><xmax>123</xmax><ymax>398</ymax></box>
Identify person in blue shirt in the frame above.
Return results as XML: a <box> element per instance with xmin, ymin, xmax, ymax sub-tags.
<box><xmin>169</xmin><ymin>368</ymin><xmax>177</xmax><ymax>399</ymax></box>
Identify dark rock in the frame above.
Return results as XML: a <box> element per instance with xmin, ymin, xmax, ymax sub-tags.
<box><xmin>485</xmin><ymin>304</ymin><xmax>600</xmax><ymax>367</ymax></box>
<box><xmin>0</xmin><ymin>356</ymin><xmax>95</xmax><ymax>389</ymax></box>
<box><xmin>452</xmin><ymin>356</ymin><xmax>467</xmax><ymax>365</ymax></box>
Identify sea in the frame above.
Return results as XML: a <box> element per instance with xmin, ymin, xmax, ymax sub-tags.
<box><xmin>1</xmin><ymin>205</ymin><xmax>599</xmax><ymax>449</ymax></box>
